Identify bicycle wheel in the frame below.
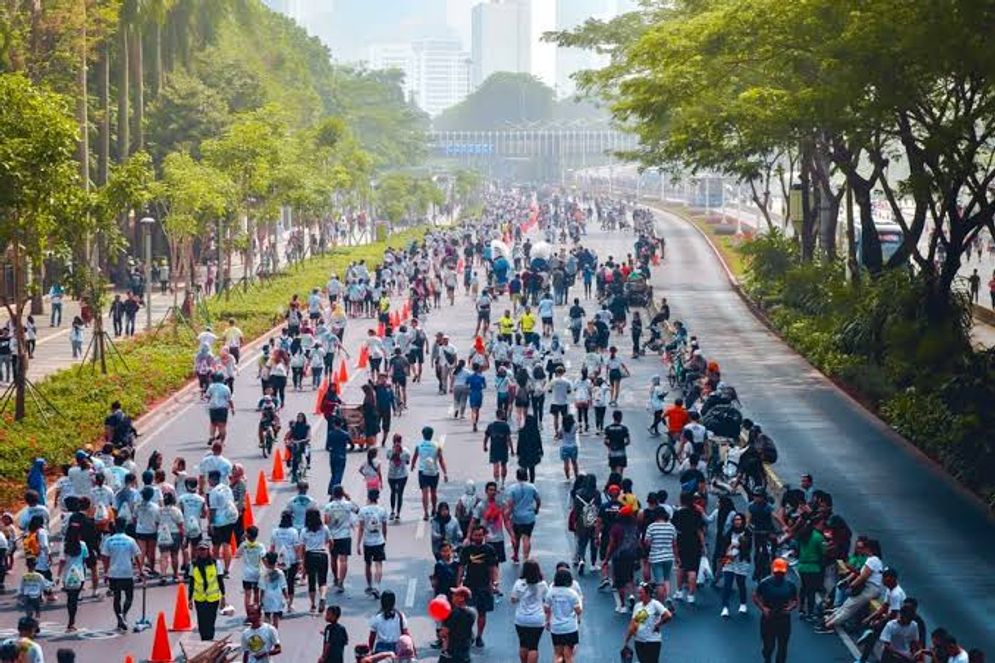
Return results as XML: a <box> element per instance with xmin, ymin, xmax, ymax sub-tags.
<box><xmin>263</xmin><ymin>432</ymin><xmax>273</xmax><ymax>458</ymax></box>
<box><xmin>656</xmin><ymin>442</ymin><xmax>676</xmax><ymax>474</ymax></box>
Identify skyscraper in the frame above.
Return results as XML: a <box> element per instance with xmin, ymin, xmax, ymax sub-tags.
<box><xmin>470</xmin><ymin>0</ymin><xmax>532</xmax><ymax>88</ymax></box>
<box><xmin>555</xmin><ymin>0</ymin><xmax>614</xmax><ymax>98</ymax></box>
<box><xmin>369</xmin><ymin>38</ymin><xmax>471</xmax><ymax>115</ymax></box>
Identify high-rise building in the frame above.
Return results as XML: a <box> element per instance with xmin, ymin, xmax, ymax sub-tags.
<box><xmin>555</xmin><ymin>0</ymin><xmax>614</xmax><ymax>98</ymax></box>
<box><xmin>369</xmin><ymin>39</ymin><xmax>471</xmax><ymax>116</ymax></box>
<box><xmin>471</xmin><ymin>0</ymin><xmax>532</xmax><ymax>88</ymax></box>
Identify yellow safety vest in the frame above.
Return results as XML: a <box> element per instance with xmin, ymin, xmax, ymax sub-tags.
<box><xmin>519</xmin><ymin>313</ymin><xmax>536</xmax><ymax>332</ymax></box>
<box><xmin>498</xmin><ymin>317</ymin><xmax>515</xmax><ymax>335</ymax></box>
<box><xmin>379</xmin><ymin>298</ymin><xmax>390</xmax><ymax>313</ymax></box>
<box><xmin>191</xmin><ymin>563</ymin><xmax>222</xmax><ymax>603</ymax></box>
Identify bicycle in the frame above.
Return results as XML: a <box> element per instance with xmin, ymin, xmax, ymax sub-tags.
<box><xmin>656</xmin><ymin>435</ymin><xmax>677</xmax><ymax>474</ymax></box>
<box><xmin>260</xmin><ymin>424</ymin><xmax>276</xmax><ymax>458</ymax></box>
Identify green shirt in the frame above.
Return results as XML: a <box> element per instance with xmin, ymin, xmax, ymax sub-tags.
<box><xmin>796</xmin><ymin>529</ymin><xmax>825</xmax><ymax>574</ymax></box>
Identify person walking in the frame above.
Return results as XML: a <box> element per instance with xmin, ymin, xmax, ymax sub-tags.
<box><xmin>358</xmin><ymin>489</ymin><xmax>389</xmax><ymax>599</ymax></box>
<box><xmin>753</xmin><ymin>558</ymin><xmax>798</xmax><ymax>663</ymax></box>
<box><xmin>516</xmin><ymin>415</ymin><xmax>543</xmax><ymax>484</ymax></box>
<box><xmin>410</xmin><ymin>426</ymin><xmax>449</xmax><ymax>521</ymax></box>
<box><xmin>718</xmin><ymin>513</ymin><xmax>752</xmax><ymax>618</ymax></box>
<box><xmin>510</xmin><ymin>560</ymin><xmax>548</xmax><ymax>663</ymax></box>
<box><xmin>506</xmin><ymin>468</ymin><xmax>541</xmax><ymax>563</ymax></box>
<box><xmin>368</xmin><ymin>590</ymin><xmax>410</xmax><ymax>654</ymax></box>
<box><xmin>384</xmin><ymin>435</ymin><xmax>410</xmax><ymax>522</ymax></box>
<box><xmin>69</xmin><ymin>315</ymin><xmax>85</xmax><ymax>359</ymax></box>
<box><xmin>188</xmin><ymin>541</ymin><xmax>227</xmax><ymax>641</ymax></box>
<box><xmin>57</xmin><ymin>535</ymin><xmax>88</xmax><ymax>632</ymax></box>
<box><xmin>622</xmin><ymin>582</ymin><xmax>672</xmax><ymax>663</ymax></box>
<box><xmin>240</xmin><ymin>604</ymin><xmax>282</xmax><ymax>662</ymax></box>
<box><xmin>441</xmin><ymin>586</ymin><xmax>476</xmax><ymax>663</ymax></box>
<box><xmin>544</xmin><ymin>566</ymin><xmax>583</xmax><ymax>663</ymax></box>
<box><xmin>100</xmin><ymin>517</ymin><xmax>143</xmax><ymax>631</ymax></box>
<box><xmin>325</xmin><ymin>416</ymin><xmax>350</xmax><ymax>494</ymax></box>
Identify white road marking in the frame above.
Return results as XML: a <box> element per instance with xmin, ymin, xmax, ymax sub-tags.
<box><xmin>415</xmin><ymin>519</ymin><xmax>426</xmax><ymax>540</ymax></box>
<box><xmin>404</xmin><ymin>578</ymin><xmax>417</xmax><ymax>608</ymax></box>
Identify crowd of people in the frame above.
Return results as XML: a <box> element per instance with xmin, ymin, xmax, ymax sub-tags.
<box><xmin>0</xmin><ymin>188</ymin><xmax>986</xmax><ymax>663</ymax></box>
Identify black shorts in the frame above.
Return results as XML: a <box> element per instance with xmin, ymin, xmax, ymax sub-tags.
<box><xmin>211</xmin><ymin>524</ymin><xmax>235</xmax><ymax>546</ymax></box>
<box><xmin>489</xmin><ymin>539</ymin><xmax>507</xmax><ymax>564</ymax></box>
<box><xmin>331</xmin><ymin>538</ymin><xmax>351</xmax><ymax>556</ymax></box>
<box><xmin>407</xmin><ymin>349</ymin><xmax>424</xmax><ymax>364</ymax></box>
<box><xmin>209</xmin><ymin>408</ymin><xmax>229</xmax><ymax>424</ymax></box>
<box><xmin>135</xmin><ymin>531</ymin><xmax>157</xmax><ymax>542</ymax></box>
<box><xmin>516</xmin><ymin>625</ymin><xmax>544</xmax><ymax>651</ymax></box>
<box><xmin>551</xmin><ymin>631</ymin><xmax>579</xmax><ymax>647</ymax></box>
<box><xmin>550</xmin><ymin>403</ymin><xmax>568</xmax><ymax>416</ymax></box>
<box><xmin>185</xmin><ymin>534</ymin><xmax>203</xmax><ymax>546</ymax></box>
<box><xmin>609</xmin><ymin>454</ymin><xmax>628</xmax><ymax>468</ymax></box>
<box><xmin>242</xmin><ymin>580</ymin><xmax>259</xmax><ymax>590</ymax></box>
<box><xmin>392</xmin><ymin>373</ymin><xmax>407</xmax><ymax>387</ymax></box>
<box><xmin>363</xmin><ymin>544</ymin><xmax>386</xmax><ymax>563</ymax></box>
<box><xmin>109</xmin><ymin>578</ymin><xmax>134</xmax><ymax>593</ymax></box>
<box><xmin>612</xmin><ymin>556</ymin><xmax>636</xmax><ymax>588</ymax></box>
<box><xmin>418</xmin><ymin>473</ymin><xmax>439</xmax><ymax>490</ymax></box>
<box><xmin>489</xmin><ymin>445</ymin><xmax>509</xmax><ymax>465</ymax></box>
<box><xmin>370</xmin><ymin>357</ymin><xmax>382</xmax><ymax>372</ymax></box>
<box><xmin>512</xmin><ymin>522</ymin><xmax>535</xmax><ymax>538</ymax></box>
<box><xmin>677</xmin><ymin>542</ymin><xmax>702</xmax><ymax>572</ymax></box>
<box><xmin>609</xmin><ymin>369</ymin><xmax>623</xmax><ymax>383</ymax></box>
<box><xmin>469</xmin><ymin>586</ymin><xmax>494</xmax><ymax>614</ymax></box>
<box><xmin>379</xmin><ymin>411</ymin><xmax>392</xmax><ymax>432</ymax></box>
<box><xmin>477</xmin><ymin>312</ymin><xmax>491</xmax><ymax>322</ymax></box>
<box><xmin>542</xmin><ymin>317</ymin><xmax>553</xmax><ymax>326</ymax></box>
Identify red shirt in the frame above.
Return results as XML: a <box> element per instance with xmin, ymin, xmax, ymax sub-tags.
<box><xmin>665</xmin><ymin>405</ymin><xmax>689</xmax><ymax>434</ymax></box>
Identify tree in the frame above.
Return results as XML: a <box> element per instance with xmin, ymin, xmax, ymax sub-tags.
<box><xmin>0</xmin><ymin>74</ymin><xmax>79</xmax><ymax>419</ymax></box>
<box><xmin>434</xmin><ymin>72</ymin><xmax>555</xmax><ymax>131</ymax></box>
<box><xmin>145</xmin><ymin>70</ymin><xmax>229</xmax><ymax>163</ymax></box>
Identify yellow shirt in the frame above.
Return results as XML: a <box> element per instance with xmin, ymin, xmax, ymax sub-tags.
<box><xmin>498</xmin><ymin>316</ymin><xmax>515</xmax><ymax>335</ymax></box>
<box><xmin>519</xmin><ymin>313</ymin><xmax>536</xmax><ymax>333</ymax></box>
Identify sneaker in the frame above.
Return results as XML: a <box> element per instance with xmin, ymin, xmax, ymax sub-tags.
<box><xmin>423</xmin><ymin>513</ymin><xmax>430</xmax><ymax>521</ymax></box>
<box><xmin>364</xmin><ymin>586</ymin><xmax>374</xmax><ymax>596</ymax></box>
<box><xmin>598</xmin><ymin>578</ymin><xmax>612</xmax><ymax>590</ymax></box>
<box><xmin>738</xmin><ymin>604</ymin><xmax>748</xmax><ymax>615</ymax></box>
<box><xmin>720</xmin><ymin>607</ymin><xmax>730</xmax><ymax>618</ymax></box>
<box><xmin>627</xmin><ymin>594</ymin><xmax>636</xmax><ymax>610</ymax></box>
<box><xmin>686</xmin><ymin>593</ymin><xmax>696</xmax><ymax>605</ymax></box>
<box><xmin>814</xmin><ymin>626</ymin><xmax>836</xmax><ymax>634</ymax></box>
<box><xmin>318</xmin><ymin>598</ymin><xmax>326</xmax><ymax>613</ymax></box>
<box><xmin>474</xmin><ymin>636</ymin><xmax>484</xmax><ymax>648</ymax></box>
<box><xmin>614</xmin><ymin>605</ymin><xmax>629</xmax><ymax>614</ymax></box>
<box><xmin>116</xmin><ymin>619</ymin><xmax>128</xmax><ymax>632</ymax></box>
<box><xmin>371</xmin><ymin>587</ymin><xmax>381</xmax><ymax>599</ymax></box>
<box><xmin>335</xmin><ymin>584</ymin><xmax>345</xmax><ymax>594</ymax></box>
<box><xmin>577</xmin><ymin>560</ymin><xmax>585</xmax><ymax>576</ymax></box>
<box><xmin>673</xmin><ymin>589</ymin><xmax>685</xmax><ymax>601</ymax></box>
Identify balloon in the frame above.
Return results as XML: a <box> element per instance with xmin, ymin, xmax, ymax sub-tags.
<box><xmin>428</xmin><ymin>595</ymin><xmax>452</xmax><ymax>621</ymax></box>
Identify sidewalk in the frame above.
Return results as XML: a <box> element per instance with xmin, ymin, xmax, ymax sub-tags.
<box><xmin>0</xmin><ymin>234</ymin><xmax>291</xmax><ymax>383</ymax></box>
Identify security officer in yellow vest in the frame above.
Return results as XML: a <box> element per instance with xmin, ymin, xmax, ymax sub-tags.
<box><xmin>187</xmin><ymin>541</ymin><xmax>227</xmax><ymax>641</ymax></box>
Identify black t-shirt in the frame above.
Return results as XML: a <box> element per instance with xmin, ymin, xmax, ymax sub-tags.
<box><xmin>756</xmin><ymin>576</ymin><xmax>798</xmax><ymax>615</ymax></box>
<box><xmin>671</xmin><ymin>507</ymin><xmax>704</xmax><ymax>544</ymax></box>
<box><xmin>679</xmin><ymin>468</ymin><xmax>705</xmax><ymax>488</ymax></box>
<box><xmin>485</xmin><ymin>421</ymin><xmax>511</xmax><ymax>450</ymax></box>
<box><xmin>322</xmin><ymin>622</ymin><xmax>348</xmax><ymax>663</ymax></box>
<box><xmin>569</xmin><ymin>304</ymin><xmax>585</xmax><ymax>320</ymax></box>
<box><xmin>459</xmin><ymin>543</ymin><xmax>497</xmax><ymax>588</ymax></box>
<box><xmin>389</xmin><ymin>355</ymin><xmax>410</xmax><ymax>378</ymax></box>
<box><xmin>433</xmin><ymin>559</ymin><xmax>459</xmax><ymax>597</ymax></box>
<box><xmin>444</xmin><ymin>605</ymin><xmax>476</xmax><ymax>654</ymax></box>
<box><xmin>749</xmin><ymin>501</ymin><xmax>774</xmax><ymax>532</ymax></box>
<box><xmin>604</xmin><ymin>424</ymin><xmax>630</xmax><ymax>455</ymax></box>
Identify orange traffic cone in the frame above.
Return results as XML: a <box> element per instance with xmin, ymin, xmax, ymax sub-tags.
<box><xmin>337</xmin><ymin>358</ymin><xmax>349</xmax><ymax>384</ymax></box>
<box><xmin>124</xmin><ymin>655</ymin><xmax>135</xmax><ymax>663</ymax></box>
<box><xmin>148</xmin><ymin>612</ymin><xmax>173</xmax><ymax>663</ymax></box>
<box><xmin>255</xmin><ymin>470</ymin><xmax>270</xmax><ymax>506</ymax></box>
<box><xmin>377</xmin><ymin>321</ymin><xmax>385</xmax><ymax>337</ymax></box>
<box><xmin>271</xmin><ymin>449</ymin><xmax>285</xmax><ymax>482</ymax></box>
<box><xmin>391</xmin><ymin>310</ymin><xmax>400</xmax><ymax>328</ymax></box>
<box><xmin>358</xmin><ymin>345</ymin><xmax>369</xmax><ymax>368</ymax></box>
<box><xmin>170</xmin><ymin>583</ymin><xmax>193</xmax><ymax>631</ymax></box>
<box><xmin>314</xmin><ymin>377</ymin><xmax>328</xmax><ymax>415</ymax></box>
<box><xmin>243</xmin><ymin>495</ymin><xmax>255</xmax><ymax>528</ymax></box>
<box><xmin>229</xmin><ymin>530</ymin><xmax>238</xmax><ymax>551</ymax></box>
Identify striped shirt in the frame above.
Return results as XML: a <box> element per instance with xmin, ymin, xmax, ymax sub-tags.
<box><xmin>645</xmin><ymin>521</ymin><xmax>677</xmax><ymax>563</ymax></box>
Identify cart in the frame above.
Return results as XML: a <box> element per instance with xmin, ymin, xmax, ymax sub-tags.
<box><xmin>624</xmin><ymin>274</ymin><xmax>653</xmax><ymax>308</ymax></box>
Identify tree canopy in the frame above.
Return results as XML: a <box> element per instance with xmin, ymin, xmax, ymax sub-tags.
<box><xmin>434</xmin><ymin>72</ymin><xmax>555</xmax><ymax>131</ymax></box>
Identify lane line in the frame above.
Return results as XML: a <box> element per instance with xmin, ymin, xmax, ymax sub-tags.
<box><xmin>415</xmin><ymin>519</ymin><xmax>425</xmax><ymax>540</ymax></box>
<box><xmin>404</xmin><ymin>578</ymin><xmax>417</xmax><ymax>609</ymax></box>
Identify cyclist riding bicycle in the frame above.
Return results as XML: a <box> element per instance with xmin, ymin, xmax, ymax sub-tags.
<box><xmin>256</xmin><ymin>390</ymin><xmax>282</xmax><ymax>450</ymax></box>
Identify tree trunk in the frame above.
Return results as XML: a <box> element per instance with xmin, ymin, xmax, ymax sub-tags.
<box><xmin>799</xmin><ymin>152</ymin><xmax>817</xmax><ymax>261</ymax></box>
<box><xmin>131</xmin><ymin>25</ymin><xmax>144</xmax><ymax>151</ymax></box>
<box><xmin>10</xmin><ymin>242</ymin><xmax>26</xmax><ymax>421</ymax></box>
<box><xmin>76</xmin><ymin>6</ymin><xmax>90</xmax><ymax>189</ymax></box>
<box><xmin>850</xmin><ymin>176</ymin><xmax>883</xmax><ymax>274</ymax></box>
<box><xmin>153</xmin><ymin>23</ymin><xmax>163</xmax><ymax>97</ymax></box>
<box><xmin>97</xmin><ymin>42</ymin><xmax>110</xmax><ymax>185</ymax></box>
<box><xmin>845</xmin><ymin>184</ymin><xmax>859</xmax><ymax>285</ymax></box>
<box><xmin>116</xmin><ymin>26</ymin><xmax>130</xmax><ymax>162</ymax></box>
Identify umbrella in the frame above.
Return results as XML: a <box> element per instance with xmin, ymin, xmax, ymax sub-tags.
<box><xmin>490</xmin><ymin>239</ymin><xmax>511</xmax><ymax>260</ymax></box>
<box><xmin>530</xmin><ymin>241</ymin><xmax>553</xmax><ymax>261</ymax></box>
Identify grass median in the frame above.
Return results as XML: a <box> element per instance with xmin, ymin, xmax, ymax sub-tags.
<box><xmin>0</xmin><ymin>227</ymin><xmax>427</xmax><ymax>509</ymax></box>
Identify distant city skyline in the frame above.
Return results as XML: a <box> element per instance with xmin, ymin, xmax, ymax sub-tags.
<box><xmin>262</xmin><ymin>0</ymin><xmax>629</xmax><ymax>98</ymax></box>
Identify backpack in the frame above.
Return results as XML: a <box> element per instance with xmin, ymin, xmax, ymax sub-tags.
<box><xmin>23</xmin><ymin>531</ymin><xmax>40</xmax><ymax>558</ymax></box>
<box><xmin>577</xmin><ymin>495</ymin><xmax>598</xmax><ymax>529</ymax></box>
<box><xmin>64</xmin><ymin>562</ymin><xmax>85</xmax><ymax>590</ymax></box>
<box><xmin>758</xmin><ymin>434</ymin><xmax>778</xmax><ymax>464</ymax></box>
<box><xmin>454</xmin><ymin>495</ymin><xmax>478</xmax><ymax>527</ymax></box>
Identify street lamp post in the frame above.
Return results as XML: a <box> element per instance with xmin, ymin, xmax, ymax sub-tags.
<box><xmin>140</xmin><ymin>216</ymin><xmax>155</xmax><ymax>330</ymax></box>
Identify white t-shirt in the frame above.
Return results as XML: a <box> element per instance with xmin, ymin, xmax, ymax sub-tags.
<box><xmin>632</xmin><ymin>599</ymin><xmax>670</xmax><ymax>643</ymax></box>
<box><xmin>369</xmin><ymin>612</ymin><xmax>405</xmax><ymax>644</ymax></box>
<box><xmin>544</xmin><ymin>586</ymin><xmax>582</xmax><ymax>634</ymax></box>
<box><xmin>198</xmin><ymin>331</ymin><xmax>218</xmax><ymax>348</ymax></box>
<box><xmin>240</xmin><ymin>623</ymin><xmax>280</xmax><ymax>662</ymax></box>
<box><xmin>880</xmin><ymin>618</ymin><xmax>920</xmax><ymax>655</ymax></box>
<box><xmin>300</xmin><ymin>526</ymin><xmax>332</xmax><ymax>552</ymax></box>
<box><xmin>260</xmin><ymin>569</ymin><xmax>288</xmax><ymax>613</ymax></box>
<box><xmin>134</xmin><ymin>500</ymin><xmax>160</xmax><ymax>535</ymax></box>
<box><xmin>510</xmin><ymin>579</ymin><xmax>548</xmax><ymax>627</ymax></box>
<box><xmin>270</xmin><ymin>527</ymin><xmax>301</xmax><ymax>565</ymax></box>
<box><xmin>863</xmin><ymin>555</ymin><xmax>884</xmax><ymax>587</ymax></box>
<box><xmin>68</xmin><ymin>465</ymin><xmax>94</xmax><ymax>498</ymax></box>
<box><xmin>359</xmin><ymin>504</ymin><xmax>388</xmax><ymax>547</ymax></box>
<box><xmin>100</xmin><ymin>532</ymin><xmax>140</xmax><ymax>579</ymax></box>
<box><xmin>177</xmin><ymin>492</ymin><xmax>206</xmax><ymax>536</ymax></box>
<box><xmin>548</xmin><ymin>377</ymin><xmax>572</xmax><ymax>406</ymax></box>
<box><xmin>240</xmin><ymin>541</ymin><xmax>267</xmax><ymax>582</ymax></box>
<box><xmin>199</xmin><ymin>454</ymin><xmax>233</xmax><ymax>483</ymax></box>
<box><xmin>286</xmin><ymin>494</ymin><xmax>318</xmax><ymax>530</ymax></box>
<box><xmin>884</xmin><ymin>583</ymin><xmax>907</xmax><ymax>612</ymax></box>
<box><xmin>324</xmin><ymin>499</ymin><xmax>357</xmax><ymax>540</ymax></box>
<box><xmin>208</xmin><ymin>484</ymin><xmax>238</xmax><ymax>527</ymax></box>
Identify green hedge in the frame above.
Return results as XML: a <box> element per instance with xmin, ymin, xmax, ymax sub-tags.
<box><xmin>0</xmin><ymin>228</ymin><xmax>426</xmax><ymax>508</ymax></box>
<box><xmin>739</xmin><ymin>233</ymin><xmax>995</xmax><ymax>509</ymax></box>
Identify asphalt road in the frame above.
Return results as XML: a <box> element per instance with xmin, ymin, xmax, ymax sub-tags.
<box><xmin>12</xmin><ymin>208</ymin><xmax>989</xmax><ymax>661</ymax></box>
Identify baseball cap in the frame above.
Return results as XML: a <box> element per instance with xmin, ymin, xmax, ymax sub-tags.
<box><xmin>74</xmin><ymin>450</ymin><xmax>89</xmax><ymax>461</ymax></box>
<box><xmin>771</xmin><ymin>558</ymin><xmax>789</xmax><ymax>574</ymax></box>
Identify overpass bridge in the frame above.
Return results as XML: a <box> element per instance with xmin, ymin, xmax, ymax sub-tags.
<box><xmin>428</xmin><ymin>124</ymin><xmax>638</xmax><ymax>181</ymax></box>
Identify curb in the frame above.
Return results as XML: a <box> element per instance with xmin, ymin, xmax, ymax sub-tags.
<box><xmin>652</xmin><ymin>202</ymin><xmax>995</xmax><ymax>519</ymax></box>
